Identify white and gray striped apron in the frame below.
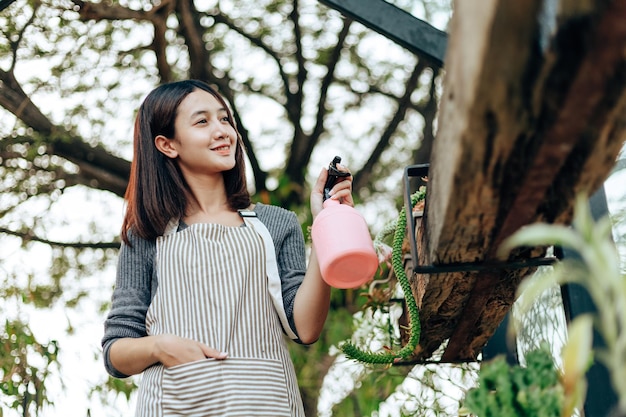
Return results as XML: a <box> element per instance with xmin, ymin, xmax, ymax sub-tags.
<box><xmin>135</xmin><ymin>214</ymin><xmax>305</xmax><ymax>417</ymax></box>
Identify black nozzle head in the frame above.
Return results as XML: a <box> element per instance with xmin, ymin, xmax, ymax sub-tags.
<box><xmin>323</xmin><ymin>155</ymin><xmax>351</xmax><ymax>201</ymax></box>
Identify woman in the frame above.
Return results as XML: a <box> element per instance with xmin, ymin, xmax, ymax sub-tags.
<box><xmin>101</xmin><ymin>80</ymin><xmax>354</xmax><ymax>416</ymax></box>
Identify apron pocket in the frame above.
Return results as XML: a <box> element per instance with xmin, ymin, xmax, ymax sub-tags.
<box><xmin>162</xmin><ymin>357</ymin><xmax>292</xmax><ymax>417</ymax></box>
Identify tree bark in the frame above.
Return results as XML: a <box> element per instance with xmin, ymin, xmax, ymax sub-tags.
<box><xmin>411</xmin><ymin>0</ymin><xmax>626</xmax><ymax>362</ymax></box>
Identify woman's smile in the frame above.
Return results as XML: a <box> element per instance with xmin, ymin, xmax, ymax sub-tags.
<box><xmin>211</xmin><ymin>144</ymin><xmax>231</xmax><ymax>154</ymax></box>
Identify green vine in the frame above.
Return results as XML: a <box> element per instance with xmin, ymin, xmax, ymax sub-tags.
<box><xmin>340</xmin><ymin>189</ymin><xmax>425</xmax><ymax>364</ymax></box>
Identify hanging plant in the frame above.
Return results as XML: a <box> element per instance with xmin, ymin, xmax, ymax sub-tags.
<box><xmin>339</xmin><ymin>186</ymin><xmax>426</xmax><ymax>364</ymax></box>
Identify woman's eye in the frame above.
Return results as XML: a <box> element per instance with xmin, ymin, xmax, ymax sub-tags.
<box><xmin>196</xmin><ymin>118</ymin><xmax>207</xmax><ymax>125</ymax></box>
<box><xmin>221</xmin><ymin>116</ymin><xmax>230</xmax><ymax>122</ymax></box>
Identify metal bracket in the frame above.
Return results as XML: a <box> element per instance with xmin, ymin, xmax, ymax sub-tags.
<box><xmin>403</xmin><ymin>164</ymin><xmax>557</xmax><ymax>274</ymax></box>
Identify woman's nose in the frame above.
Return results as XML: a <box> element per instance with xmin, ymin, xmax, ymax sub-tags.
<box><xmin>212</xmin><ymin>121</ymin><xmax>229</xmax><ymax>139</ymax></box>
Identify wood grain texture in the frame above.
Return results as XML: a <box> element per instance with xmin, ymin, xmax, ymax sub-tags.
<box><xmin>409</xmin><ymin>0</ymin><xmax>626</xmax><ymax>362</ymax></box>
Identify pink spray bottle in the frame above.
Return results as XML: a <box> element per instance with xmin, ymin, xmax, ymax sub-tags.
<box><xmin>311</xmin><ymin>156</ymin><xmax>379</xmax><ymax>289</ymax></box>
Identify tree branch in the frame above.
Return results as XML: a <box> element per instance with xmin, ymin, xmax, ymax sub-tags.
<box><xmin>284</xmin><ymin>0</ymin><xmax>307</xmax><ymax>172</ymax></box>
<box><xmin>353</xmin><ymin>60</ymin><xmax>427</xmax><ymax>193</ymax></box>
<box><xmin>2</xmin><ymin>133</ymin><xmax>129</xmax><ymax>199</ymax></box>
<box><xmin>300</xmin><ymin>17</ymin><xmax>353</xmax><ymax>171</ymax></box>
<box><xmin>0</xmin><ymin>227</ymin><xmax>120</xmax><ymax>249</ymax></box>
<box><xmin>336</xmin><ymin>74</ymin><xmax>430</xmax><ymax>114</ymax></box>
<box><xmin>0</xmin><ymin>70</ymin><xmax>131</xmax><ymax>196</ymax></box>
<box><xmin>209</xmin><ymin>11</ymin><xmax>292</xmax><ymax>105</ymax></box>
<box><xmin>71</xmin><ymin>0</ymin><xmax>175</xmax><ymax>81</ymax></box>
<box><xmin>176</xmin><ymin>0</ymin><xmax>210</xmax><ymax>80</ymax></box>
<box><xmin>0</xmin><ymin>68</ymin><xmax>54</xmax><ymax>132</ymax></box>
<box><xmin>410</xmin><ymin>67</ymin><xmax>440</xmax><ymax>166</ymax></box>
<box><xmin>291</xmin><ymin>0</ymin><xmax>306</xmax><ymax>96</ymax></box>
<box><xmin>5</xmin><ymin>0</ymin><xmax>38</xmax><ymax>71</ymax></box>
<box><xmin>71</xmin><ymin>0</ymin><xmax>152</xmax><ymax>21</ymax></box>
<box><xmin>151</xmin><ymin>6</ymin><xmax>174</xmax><ymax>82</ymax></box>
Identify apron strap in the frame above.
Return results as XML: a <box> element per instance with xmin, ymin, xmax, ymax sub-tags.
<box><xmin>163</xmin><ymin>218</ymin><xmax>180</xmax><ymax>236</ymax></box>
<box><xmin>239</xmin><ymin>209</ymin><xmax>299</xmax><ymax>340</ymax></box>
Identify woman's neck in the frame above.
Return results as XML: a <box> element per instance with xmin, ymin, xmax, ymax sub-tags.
<box><xmin>184</xmin><ymin>197</ymin><xmax>244</xmax><ymax>226</ymax></box>
<box><xmin>181</xmin><ymin>172</ymin><xmax>245</xmax><ymax>226</ymax></box>
<box><xmin>185</xmin><ymin>172</ymin><xmax>227</xmax><ymax>208</ymax></box>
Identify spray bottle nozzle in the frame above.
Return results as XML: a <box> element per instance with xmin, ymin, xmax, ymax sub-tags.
<box><xmin>323</xmin><ymin>156</ymin><xmax>351</xmax><ymax>201</ymax></box>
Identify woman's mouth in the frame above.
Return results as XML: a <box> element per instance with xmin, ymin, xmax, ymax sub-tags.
<box><xmin>212</xmin><ymin>145</ymin><xmax>230</xmax><ymax>152</ymax></box>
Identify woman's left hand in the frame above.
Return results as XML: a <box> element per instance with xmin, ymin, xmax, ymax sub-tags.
<box><xmin>310</xmin><ymin>164</ymin><xmax>354</xmax><ymax>219</ymax></box>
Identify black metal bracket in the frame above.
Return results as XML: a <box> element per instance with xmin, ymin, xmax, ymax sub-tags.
<box><xmin>403</xmin><ymin>164</ymin><xmax>558</xmax><ymax>274</ymax></box>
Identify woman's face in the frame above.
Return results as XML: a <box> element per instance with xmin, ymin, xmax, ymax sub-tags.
<box><xmin>164</xmin><ymin>89</ymin><xmax>238</xmax><ymax>178</ymax></box>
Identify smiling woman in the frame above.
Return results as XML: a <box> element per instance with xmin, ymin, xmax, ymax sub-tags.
<box><xmin>101</xmin><ymin>79</ymin><xmax>356</xmax><ymax>417</ymax></box>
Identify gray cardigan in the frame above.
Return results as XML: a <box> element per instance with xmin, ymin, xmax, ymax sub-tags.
<box><xmin>101</xmin><ymin>203</ymin><xmax>306</xmax><ymax>378</ymax></box>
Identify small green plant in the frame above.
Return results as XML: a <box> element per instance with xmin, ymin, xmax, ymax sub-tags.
<box><xmin>460</xmin><ymin>316</ymin><xmax>593</xmax><ymax>417</ymax></box>
<box><xmin>461</xmin><ymin>343</ymin><xmax>564</xmax><ymax>417</ymax></box>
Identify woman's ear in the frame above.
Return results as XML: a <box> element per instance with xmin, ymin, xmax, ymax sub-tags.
<box><xmin>154</xmin><ymin>135</ymin><xmax>178</xmax><ymax>159</ymax></box>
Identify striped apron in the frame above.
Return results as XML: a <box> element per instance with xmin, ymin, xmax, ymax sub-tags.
<box><xmin>135</xmin><ymin>217</ymin><xmax>305</xmax><ymax>417</ymax></box>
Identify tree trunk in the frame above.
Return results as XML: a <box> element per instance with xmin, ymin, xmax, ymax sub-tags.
<box><xmin>410</xmin><ymin>0</ymin><xmax>626</xmax><ymax>362</ymax></box>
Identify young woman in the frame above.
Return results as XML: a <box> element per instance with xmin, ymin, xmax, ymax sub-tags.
<box><xmin>101</xmin><ymin>80</ymin><xmax>354</xmax><ymax>416</ymax></box>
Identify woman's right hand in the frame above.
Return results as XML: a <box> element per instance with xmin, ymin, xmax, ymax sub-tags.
<box><xmin>154</xmin><ymin>334</ymin><xmax>228</xmax><ymax>368</ymax></box>
<box><xmin>109</xmin><ymin>335</ymin><xmax>228</xmax><ymax>376</ymax></box>
<box><xmin>310</xmin><ymin>164</ymin><xmax>353</xmax><ymax>219</ymax></box>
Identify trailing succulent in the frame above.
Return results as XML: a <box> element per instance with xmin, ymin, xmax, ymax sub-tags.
<box><xmin>339</xmin><ymin>188</ymin><xmax>426</xmax><ymax>364</ymax></box>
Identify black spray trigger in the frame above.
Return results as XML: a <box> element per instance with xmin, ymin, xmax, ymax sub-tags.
<box><xmin>323</xmin><ymin>156</ymin><xmax>351</xmax><ymax>201</ymax></box>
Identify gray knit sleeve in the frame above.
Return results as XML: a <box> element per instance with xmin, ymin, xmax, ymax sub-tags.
<box><xmin>101</xmin><ymin>231</ymin><xmax>156</xmax><ymax>378</ymax></box>
<box><xmin>255</xmin><ymin>204</ymin><xmax>307</xmax><ymax>337</ymax></box>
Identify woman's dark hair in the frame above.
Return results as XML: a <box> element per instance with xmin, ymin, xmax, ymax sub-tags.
<box><xmin>121</xmin><ymin>80</ymin><xmax>251</xmax><ymax>244</ymax></box>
